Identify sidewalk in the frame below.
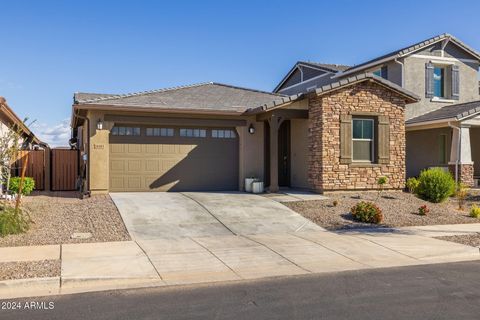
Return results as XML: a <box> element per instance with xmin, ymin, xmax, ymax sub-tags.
<box><xmin>1</xmin><ymin>224</ymin><xmax>479</xmax><ymax>300</ymax></box>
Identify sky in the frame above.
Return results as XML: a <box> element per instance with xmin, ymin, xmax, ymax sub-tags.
<box><xmin>1</xmin><ymin>0</ymin><xmax>480</xmax><ymax>146</ymax></box>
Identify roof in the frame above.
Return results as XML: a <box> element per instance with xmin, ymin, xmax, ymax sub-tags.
<box><xmin>406</xmin><ymin>100</ymin><xmax>480</xmax><ymax>125</ymax></box>
<box><xmin>273</xmin><ymin>61</ymin><xmax>350</xmax><ymax>92</ymax></box>
<box><xmin>0</xmin><ymin>97</ymin><xmax>42</xmax><ymax>145</ymax></box>
<box><xmin>335</xmin><ymin>33</ymin><xmax>480</xmax><ymax>78</ymax></box>
<box><xmin>315</xmin><ymin>73</ymin><xmax>420</xmax><ymax>102</ymax></box>
<box><xmin>74</xmin><ymin>82</ymin><xmax>285</xmax><ymax>113</ymax></box>
<box><xmin>248</xmin><ymin>73</ymin><xmax>420</xmax><ymax>115</ymax></box>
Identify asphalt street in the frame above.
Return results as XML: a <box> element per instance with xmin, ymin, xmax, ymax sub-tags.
<box><xmin>1</xmin><ymin>261</ymin><xmax>480</xmax><ymax>320</ymax></box>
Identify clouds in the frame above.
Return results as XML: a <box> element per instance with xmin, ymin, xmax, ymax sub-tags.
<box><xmin>31</xmin><ymin>118</ymin><xmax>71</xmax><ymax>147</ymax></box>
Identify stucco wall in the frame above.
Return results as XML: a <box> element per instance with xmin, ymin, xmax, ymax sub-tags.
<box><xmin>290</xmin><ymin>119</ymin><xmax>309</xmax><ymax>189</ymax></box>
<box><xmin>87</xmin><ymin>110</ymin><xmax>111</xmax><ymax>194</ymax></box>
<box><xmin>470</xmin><ymin>127</ymin><xmax>480</xmax><ymax>176</ymax></box>
<box><xmin>406</xmin><ymin>127</ymin><xmax>452</xmax><ymax>178</ymax></box>
<box><xmin>308</xmin><ymin>81</ymin><xmax>407</xmax><ymax>191</ymax></box>
<box><xmin>237</xmin><ymin>118</ymin><xmax>264</xmax><ymax>190</ymax></box>
<box><xmin>403</xmin><ymin>55</ymin><xmax>480</xmax><ymax>120</ymax></box>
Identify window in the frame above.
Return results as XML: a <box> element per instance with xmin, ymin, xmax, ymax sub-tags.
<box><xmin>179</xmin><ymin>128</ymin><xmax>206</xmax><ymax>138</ymax></box>
<box><xmin>146</xmin><ymin>127</ymin><xmax>174</xmax><ymax>137</ymax></box>
<box><xmin>433</xmin><ymin>66</ymin><xmax>445</xmax><ymax>98</ymax></box>
<box><xmin>212</xmin><ymin>129</ymin><xmax>236</xmax><ymax>139</ymax></box>
<box><xmin>111</xmin><ymin>126</ymin><xmax>141</xmax><ymax>136</ymax></box>
<box><xmin>352</xmin><ymin>118</ymin><xmax>374</xmax><ymax>162</ymax></box>
<box><xmin>372</xmin><ymin>66</ymin><xmax>387</xmax><ymax>79</ymax></box>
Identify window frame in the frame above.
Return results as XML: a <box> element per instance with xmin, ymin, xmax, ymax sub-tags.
<box><xmin>351</xmin><ymin>118</ymin><xmax>375</xmax><ymax>163</ymax></box>
<box><xmin>179</xmin><ymin>128</ymin><xmax>207</xmax><ymax>138</ymax></box>
<box><xmin>111</xmin><ymin>126</ymin><xmax>141</xmax><ymax>136</ymax></box>
<box><xmin>146</xmin><ymin>127</ymin><xmax>174</xmax><ymax>137</ymax></box>
<box><xmin>433</xmin><ymin>66</ymin><xmax>446</xmax><ymax>98</ymax></box>
<box><xmin>211</xmin><ymin>129</ymin><xmax>237</xmax><ymax>139</ymax></box>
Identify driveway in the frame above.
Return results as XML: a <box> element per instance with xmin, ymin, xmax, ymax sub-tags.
<box><xmin>110</xmin><ymin>192</ymin><xmax>322</xmax><ymax>240</ymax></box>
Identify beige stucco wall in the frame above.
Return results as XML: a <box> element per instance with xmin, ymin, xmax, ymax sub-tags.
<box><xmin>237</xmin><ymin>118</ymin><xmax>264</xmax><ymax>190</ymax></box>
<box><xmin>405</xmin><ymin>127</ymin><xmax>452</xmax><ymax>178</ymax></box>
<box><xmin>290</xmin><ymin>119</ymin><xmax>309</xmax><ymax>189</ymax></box>
<box><xmin>87</xmin><ymin>110</ymin><xmax>111</xmax><ymax>194</ymax></box>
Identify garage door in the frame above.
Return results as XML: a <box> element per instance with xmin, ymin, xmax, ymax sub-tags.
<box><xmin>109</xmin><ymin>125</ymin><xmax>239</xmax><ymax>192</ymax></box>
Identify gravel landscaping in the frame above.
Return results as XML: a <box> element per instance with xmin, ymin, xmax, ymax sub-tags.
<box><xmin>0</xmin><ymin>192</ymin><xmax>130</xmax><ymax>247</ymax></box>
<box><xmin>284</xmin><ymin>191</ymin><xmax>480</xmax><ymax>230</ymax></box>
<box><xmin>0</xmin><ymin>259</ymin><xmax>60</xmax><ymax>281</ymax></box>
<box><xmin>435</xmin><ymin>233</ymin><xmax>480</xmax><ymax>248</ymax></box>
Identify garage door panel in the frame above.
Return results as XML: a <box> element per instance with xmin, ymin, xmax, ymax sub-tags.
<box><xmin>109</xmin><ymin>127</ymin><xmax>238</xmax><ymax>192</ymax></box>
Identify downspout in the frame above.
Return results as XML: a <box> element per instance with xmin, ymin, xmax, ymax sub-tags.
<box><xmin>394</xmin><ymin>58</ymin><xmax>404</xmax><ymax>87</ymax></box>
<box><xmin>74</xmin><ymin>110</ymin><xmax>90</xmax><ymax>197</ymax></box>
<box><xmin>448</xmin><ymin>121</ymin><xmax>461</xmax><ymax>184</ymax></box>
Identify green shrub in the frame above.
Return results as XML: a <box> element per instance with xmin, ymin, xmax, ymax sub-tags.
<box><xmin>418</xmin><ymin>205</ymin><xmax>429</xmax><ymax>216</ymax></box>
<box><xmin>470</xmin><ymin>205</ymin><xmax>480</xmax><ymax>219</ymax></box>
<box><xmin>350</xmin><ymin>201</ymin><xmax>383</xmax><ymax>224</ymax></box>
<box><xmin>415</xmin><ymin>168</ymin><xmax>455</xmax><ymax>203</ymax></box>
<box><xmin>9</xmin><ymin>177</ymin><xmax>35</xmax><ymax>196</ymax></box>
<box><xmin>0</xmin><ymin>206</ymin><xmax>30</xmax><ymax>236</ymax></box>
<box><xmin>406</xmin><ymin>177</ymin><xmax>419</xmax><ymax>193</ymax></box>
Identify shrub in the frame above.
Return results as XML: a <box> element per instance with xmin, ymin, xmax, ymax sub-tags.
<box><xmin>350</xmin><ymin>201</ymin><xmax>383</xmax><ymax>224</ymax></box>
<box><xmin>470</xmin><ymin>205</ymin><xmax>480</xmax><ymax>219</ymax></box>
<box><xmin>0</xmin><ymin>206</ymin><xmax>30</xmax><ymax>236</ymax></box>
<box><xmin>415</xmin><ymin>168</ymin><xmax>455</xmax><ymax>203</ymax></box>
<box><xmin>418</xmin><ymin>205</ymin><xmax>429</xmax><ymax>216</ymax></box>
<box><xmin>332</xmin><ymin>200</ymin><xmax>339</xmax><ymax>207</ymax></box>
<box><xmin>406</xmin><ymin>177</ymin><xmax>419</xmax><ymax>194</ymax></box>
<box><xmin>455</xmin><ymin>183</ymin><xmax>469</xmax><ymax>211</ymax></box>
<box><xmin>9</xmin><ymin>177</ymin><xmax>35</xmax><ymax>196</ymax></box>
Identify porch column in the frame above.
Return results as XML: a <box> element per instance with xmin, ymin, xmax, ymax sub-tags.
<box><xmin>449</xmin><ymin>125</ymin><xmax>474</xmax><ymax>186</ymax></box>
<box><xmin>268</xmin><ymin>114</ymin><xmax>282</xmax><ymax>193</ymax></box>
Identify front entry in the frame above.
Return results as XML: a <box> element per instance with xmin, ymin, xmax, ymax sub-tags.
<box><xmin>278</xmin><ymin>120</ymin><xmax>291</xmax><ymax>187</ymax></box>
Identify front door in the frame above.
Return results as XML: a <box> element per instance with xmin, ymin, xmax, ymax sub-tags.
<box><xmin>278</xmin><ymin>120</ymin><xmax>291</xmax><ymax>187</ymax></box>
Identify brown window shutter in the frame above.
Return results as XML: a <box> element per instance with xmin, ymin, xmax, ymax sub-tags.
<box><xmin>340</xmin><ymin>114</ymin><xmax>352</xmax><ymax>164</ymax></box>
<box><xmin>378</xmin><ymin>115</ymin><xmax>390</xmax><ymax>164</ymax></box>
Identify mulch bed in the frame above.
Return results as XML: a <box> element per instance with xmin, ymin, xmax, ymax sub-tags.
<box><xmin>435</xmin><ymin>233</ymin><xmax>480</xmax><ymax>248</ymax></box>
<box><xmin>0</xmin><ymin>192</ymin><xmax>130</xmax><ymax>247</ymax></box>
<box><xmin>284</xmin><ymin>191</ymin><xmax>480</xmax><ymax>230</ymax></box>
<box><xmin>0</xmin><ymin>260</ymin><xmax>60</xmax><ymax>281</ymax></box>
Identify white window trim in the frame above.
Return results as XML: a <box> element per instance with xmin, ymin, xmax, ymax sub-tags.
<box><xmin>352</xmin><ymin>118</ymin><xmax>375</xmax><ymax>163</ymax></box>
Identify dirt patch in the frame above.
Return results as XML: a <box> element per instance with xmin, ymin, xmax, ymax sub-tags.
<box><xmin>0</xmin><ymin>192</ymin><xmax>130</xmax><ymax>247</ymax></box>
<box><xmin>0</xmin><ymin>259</ymin><xmax>60</xmax><ymax>281</ymax></box>
<box><xmin>284</xmin><ymin>191</ymin><xmax>480</xmax><ymax>230</ymax></box>
<box><xmin>435</xmin><ymin>233</ymin><xmax>480</xmax><ymax>248</ymax></box>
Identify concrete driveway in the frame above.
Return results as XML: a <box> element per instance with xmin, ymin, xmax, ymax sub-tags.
<box><xmin>110</xmin><ymin>192</ymin><xmax>322</xmax><ymax>240</ymax></box>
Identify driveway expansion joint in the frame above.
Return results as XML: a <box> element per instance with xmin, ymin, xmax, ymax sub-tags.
<box><xmin>134</xmin><ymin>241</ymin><xmax>164</xmax><ymax>281</ymax></box>
<box><xmin>353</xmin><ymin>234</ymin><xmax>421</xmax><ymax>261</ymax></box>
<box><xmin>180</xmin><ymin>192</ymin><xmax>237</xmax><ymax>236</ymax></box>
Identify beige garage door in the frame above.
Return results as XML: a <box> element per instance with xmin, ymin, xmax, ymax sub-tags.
<box><xmin>109</xmin><ymin>126</ymin><xmax>239</xmax><ymax>192</ymax></box>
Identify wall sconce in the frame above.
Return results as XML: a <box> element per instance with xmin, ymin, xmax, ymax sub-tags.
<box><xmin>248</xmin><ymin>124</ymin><xmax>255</xmax><ymax>134</ymax></box>
<box><xmin>97</xmin><ymin>119</ymin><xmax>103</xmax><ymax>130</ymax></box>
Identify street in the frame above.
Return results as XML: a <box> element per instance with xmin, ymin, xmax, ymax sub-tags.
<box><xmin>1</xmin><ymin>261</ymin><xmax>479</xmax><ymax>320</ymax></box>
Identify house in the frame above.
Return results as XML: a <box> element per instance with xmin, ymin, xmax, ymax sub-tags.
<box><xmin>71</xmin><ymin>33</ymin><xmax>480</xmax><ymax>194</ymax></box>
<box><xmin>0</xmin><ymin>96</ymin><xmax>41</xmax><ymax>146</ymax></box>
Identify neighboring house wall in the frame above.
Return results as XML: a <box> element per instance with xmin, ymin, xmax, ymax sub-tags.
<box><xmin>470</xmin><ymin>127</ymin><xmax>480</xmax><ymax>176</ymax></box>
<box><xmin>308</xmin><ymin>81</ymin><xmax>407</xmax><ymax>191</ymax></box>
<box><xmin>237</xmin><ymin>118</ymin><xmax>265</xmax><ymax>190</ymax></box>
<box><xmin>290</xmin><ymin>119</ymin><xmax>309</xmax><ymax>189</ymax></box>
<box><xmin>405</xmin><ymin>127</ymin><xmax>452</xmax><ymax>178</ymax></box>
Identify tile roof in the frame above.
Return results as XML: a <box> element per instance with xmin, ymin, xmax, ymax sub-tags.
<box><xmin>74</xmin><ymin>82</ymin><xmax>285</xmax><ymax>113</ymax></box>
<box><xmin>406</xmin><ymin>100</ymin><xmax>480</xmax><ymax>124</ymax></box>
<box><xmin>298</xmin><ymin>61</ymin><xmax>351</xmax><ymax>73</ymax></box>
<box><xmin>337</xmin><ymin>33</ymin><xmax>480</xmax><ymax>78</ymax></box>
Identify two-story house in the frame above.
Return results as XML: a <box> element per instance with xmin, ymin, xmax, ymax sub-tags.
<box><xmin>70</xmin><ymin>33</ymin><xmax>479</xmax><ymax>194</ymax></box>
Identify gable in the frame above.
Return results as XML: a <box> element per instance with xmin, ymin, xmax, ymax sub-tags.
<box><xmin>412</xmin><ymin>41</ymin><xmax>480</xmax><ymax>61</ymax></box>
<box><xmin>276</xmin><ymin>64</ymin><xmax>331</xmax><ymax>92</ymax></box>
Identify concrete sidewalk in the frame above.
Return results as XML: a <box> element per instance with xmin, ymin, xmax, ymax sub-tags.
<box><xmin>1</xmin><ymin>225</ymin><xmax>479</xmax><ymax>299</ymax></box>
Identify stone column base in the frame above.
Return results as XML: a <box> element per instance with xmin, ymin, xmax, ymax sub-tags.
<box><xmin>448</xmin><ymin>163</ymin><xmax>474</xmax><ymax>187</ymax></box>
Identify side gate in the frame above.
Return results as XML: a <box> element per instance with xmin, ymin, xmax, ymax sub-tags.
<box><xmin>51</xmin><ymin>149</ymin><xmax>79</xmax><ymax>191</ymax></box>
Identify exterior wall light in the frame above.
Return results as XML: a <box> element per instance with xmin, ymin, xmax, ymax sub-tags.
<box><xmin>248</xmin><ymin>124</ymin><xmax>255</xmax><ymax>134</ymax></box>
<box><xmin>97</xmin><ymin>119</ymin><xmax>103</xmax><ymax>130</ymax></box>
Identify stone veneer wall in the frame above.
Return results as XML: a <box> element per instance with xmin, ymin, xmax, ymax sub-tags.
<box><xmin>449</xmin><ymin>164</ymin><xmax>474</xmax><ymax>187</ymax></box>
<box><xmin>308</xmin><ymin>81</ymin><xmax>407</xmax><ymax>192</ymax></box>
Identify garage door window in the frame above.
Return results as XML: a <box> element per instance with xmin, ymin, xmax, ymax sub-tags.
<box><xmin>111</xmin><ymin>126</ymin><xmax>141</xmax><ymax>136</ymax></box>
<box><xmin>180</xmin><ymin>128</ymin><xmax>206</xmax><ymax>138</ymax></box>
<box><xmin>212</xmin><ymin>129</ymin><xmax>236</xmax><ymax>139</ymax></box>
<box><xmin>146</xmin><ymin>128</ymin><xmax>174</xmax><ymax>137</ymax></box>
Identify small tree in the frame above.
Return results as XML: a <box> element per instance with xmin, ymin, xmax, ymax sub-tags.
<box><xmin>376</xmin><ymin>176</ymin><xmax>388</xmax><ymax>200</ymax></box>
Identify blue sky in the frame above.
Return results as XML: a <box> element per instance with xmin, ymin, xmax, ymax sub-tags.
<box><xmin>1</xmin><ymin>0</ymin><xmax>480</xmax><ymax>146</ymax></box>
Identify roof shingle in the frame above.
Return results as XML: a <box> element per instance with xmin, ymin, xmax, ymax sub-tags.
<box><xmin>406</xmin><ymin>100</ymin><xmax>480</xmax><ymax>124</ymax></box>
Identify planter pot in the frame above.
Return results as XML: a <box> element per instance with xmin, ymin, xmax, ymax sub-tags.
<box><xmin>252</xmin><ymin>181</ymin><xmax>264</xmax><ymax>194</ymax></box>
<box><xmin>245</xmin><ymin>178</ymin><xmax>258</xmax><ymax>193</ymax></box>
